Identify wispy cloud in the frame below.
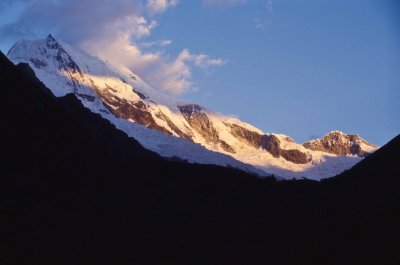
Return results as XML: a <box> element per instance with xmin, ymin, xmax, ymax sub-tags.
<box><xmin>140</xmin><ymin>39</ymin><xmax>173</xmax><ymax>48</ymax></box>
<box><xmin>266</xmin><ymin>0</ymin><xmax>273</xmax><ymax>12</ymax></box>
<box><xmin>0</xmin><ymin>0</ymin><xmax>225</xmax><ymax>95</ymax></box>
<box><xmin>253</xmin><ymin>18</ymin><xmax>266</xmax><ymax>30</ymax></box>
<box><xmin>253</xmin><ymin>0</ymin><xmax>274</xmax><ymax>30</ymax></box>
<box><xmin>147</xmin><ymin>0</ymin><xmax>179</xmax><ymax>15</ymax></box>
<box><xmin>0</xmin><ymin>0</ymin><xmax>30</xmax><ymax>14</ymax></box>
<box><xmin>203</xmin><ymin>0</ymin><xmax>247</xmax><ymax>7</ymax></box>
<box><xmin>190</xmin><ymin>53</ymin><xmax>227</xmax><ymax>69</ymax></box>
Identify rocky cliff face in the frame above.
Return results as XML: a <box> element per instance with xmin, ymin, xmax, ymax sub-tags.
<box><xmin>259</xmin><ymin>135</ymin><xmax>310</xmax><ymax>164</ymax></box>
<box><xmin>303</xmin><ymin>131</ymin><xmax>378</xmax><ymax>157</ymax></box>
<box><xmin>7</xmin><ymin>35</ymin><xmax>379</xmax><ymax>180</ymax></box>
<box><xmin>225</xmin><ymin>124</ymin><xmax>310</xmax><ymax>164</ymax></box>
<box><xmin>178</xmin><ymin>104</ymin><xmax>235</xmax><ymax>153</ymax></box>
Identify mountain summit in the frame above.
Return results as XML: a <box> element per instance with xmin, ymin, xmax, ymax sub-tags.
<box><xmin>7</xmin><ymin>36</ymin><xmax>378</xmax><ymax>179</ymax></box>
<box><xmin>304</xmin><ymin>131</ymin><xmax>378</xmax><ymax>157</ymax></box>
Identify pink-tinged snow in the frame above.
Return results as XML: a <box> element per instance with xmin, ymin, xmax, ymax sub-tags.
<box><xmin>96</xmin><ymin>111</ymin><xmax>266</xmax><ymax>176</ymax></box>
<box><xmin>235</xmin><ymin>149</ymin><xmax>363</xmax><ymax>179</ymax></box>
<box><xmin>7</xmin><ymin>37</ymin><xmax>378</xmax><ymax>180</ymax></box>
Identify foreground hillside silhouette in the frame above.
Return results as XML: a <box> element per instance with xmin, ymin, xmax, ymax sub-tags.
<box><xmin>1</xmin><ymin>52</ymin><xmax>399</xmax><ymax>265</ymax></box>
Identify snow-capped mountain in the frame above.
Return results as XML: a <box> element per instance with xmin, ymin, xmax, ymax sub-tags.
<box><xmin>303</xmin><ymin>131</ymin><xmax>378</xmax><ymax>157</ymax></box>
<box><xmin>7</xmin><ymin>35</ymin><xmax>378</xmax><ymax>179</ymax></box>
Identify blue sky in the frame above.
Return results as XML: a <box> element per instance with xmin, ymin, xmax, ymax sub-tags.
<box><xmin>1</xmin><ymin>0</ymin><xmax>399</xmax><ymax>145</ymax></box>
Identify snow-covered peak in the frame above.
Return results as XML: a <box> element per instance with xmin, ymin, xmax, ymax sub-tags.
<box><xmin>303</xmin><ymin>131</ymin><xmax>378</xmax><ymax>157</ymax></box>
<box><xmin>46</xmin><ymin>34</ymin><xmax>59</xmax><ymax>48</ymax></box>
<box><xmin>7</xmin><ymin>35</ymin><xmax>380</xmax><ymax>180</ymax></box>
<box><xmin>9</xmin><ymin>34</ymin><xmax>77</xmax><ymax>71</ymax></box>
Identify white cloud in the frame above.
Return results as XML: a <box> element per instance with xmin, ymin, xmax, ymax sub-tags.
<box><xmin>1</xmin><ymin>0</ymin><xmax>226</xmax><ymax>95</ymax></box>
<box><xmin>158</xmin><ymin>49</ymin><xmax>194</xmax><ymax>94</ymax></box>
<box><xmin>156</xmin><ymin>49</ymin><xmax>226</xmax><ymax>94</ymax></box>
<box><xmin>84</xmin><ymin>35</ymin><xmax>192</xmax><ymax>95</ymax></box>
<box><xmin>160</xmin><ymin>39</ymin><xmax>173</xmax><ymax>46</ymax></box>
<box><xmin>203</xmin><ymin>0</ymin><xmax>247</xmax><ymax>7</ymax></box>
<box><xmin>147</xmin><ymin>0</ymin><xmax>179</xmax><ymax>14</ymax></box>
<box><xmin>82</xmin><ymin>32</ymin><xmax>161</xmax><ymax>74</ymax></box>
<box><xmin>84</xmin><ymin>33</ymin><xmax>225</xmax><ymax>95</ymax></box>
<box><xmin>140</xmin><ymin>39</ymin><xmax>173</xmax><ymax>48</ymax></box>
<box><xmin>111</xmin><ymin>16</ymin><xmax>157</xmax><ymax>39</ymax></box>
<box><xmin>190</xmin><ymin>53</ymin><xmax>227</xmax><ymax>69</ymax></box>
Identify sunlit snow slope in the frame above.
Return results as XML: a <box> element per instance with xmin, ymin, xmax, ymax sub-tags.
<box><xmin>7</xmin><ymin>35</ymin><xmax>379</xmax><ymax>179</ymax></box>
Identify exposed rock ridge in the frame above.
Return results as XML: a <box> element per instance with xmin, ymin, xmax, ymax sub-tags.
<box><xmin>226</xmin><ymin>123</ymin><xmax>309</xmax><ymax>164</ymax></box>
<box><xmin>303</xmin><ymin>131</ymin><xmax>378</xmax><ymax>157</ymax></box>
<box><xmin>179</xmin><ymin>104</ymin><xmax>235</xmax><ymax>153</ymax></box>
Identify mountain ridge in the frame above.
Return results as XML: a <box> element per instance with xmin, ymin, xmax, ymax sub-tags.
<box><xmin>7</xmin><ymin>35</ymin><xmax>379</xmax><ymax>179</ymax></box>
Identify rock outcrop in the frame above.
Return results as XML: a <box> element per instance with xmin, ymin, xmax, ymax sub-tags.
<box><xmin>303</xmin><ymin>131</ymin><xmax>378</xmax><ymax>157</ymax></box>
